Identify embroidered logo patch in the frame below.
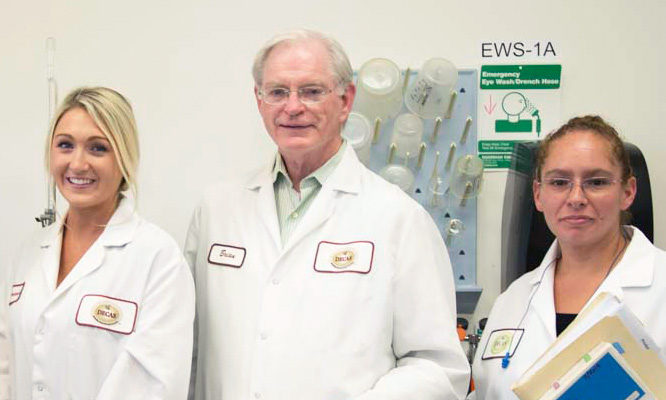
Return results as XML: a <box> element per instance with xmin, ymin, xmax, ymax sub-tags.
<box><xmin>481</xmin><ymin>329</ymin><xmax>525</xmax><ymax>360</ymax></box>
<box><xmin>314</xmin><ymin>241</ymin><xmax>374</xmax><ymax>274</ymax></box>
<box><xmin>491</xmin><ymin>332</ymin><xmax>512</xmax><ymax>355</ymax></box>
<box><xmin>92</xmin><ymin>303</ymin><xmax>122</xmax><ymax>325</ymax></box>
<box><xmin>331</xmin><ymin>249</ymin><xmax>355</xmax><ymax>269</ymax></box>
<box><xmin>76</xmin><ymin>294</ymin><xmax>137</xmax><ymax>335</ymax></box>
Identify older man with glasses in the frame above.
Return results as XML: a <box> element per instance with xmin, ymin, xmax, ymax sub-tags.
<box><xmin>185</xmin><ymin>29</ymin><xmax>470</xmax><ymax>400</ymax></box>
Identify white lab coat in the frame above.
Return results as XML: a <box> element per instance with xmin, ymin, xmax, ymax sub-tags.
<box><xmin>185</xmin><ymin>145</ymin><xmax>470</xmax><ymax>400</ymax></box>
<box><xmin>1</xmin><ymin>197</ymin><xmax>195</xmax><ymax>400</ymax></box>
<box><xmin>469</xmin><ymin>226</ymin><xmax>666</xmax><ymax>399</ymax></box>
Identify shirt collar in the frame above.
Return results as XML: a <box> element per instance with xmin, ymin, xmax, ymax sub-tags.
<box><xmin>272</xmin><ymin>140</ymin><xmax>348</xmax><ymax>188</ymax></box>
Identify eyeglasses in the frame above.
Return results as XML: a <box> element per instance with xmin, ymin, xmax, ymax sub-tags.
<box><xmin>258</xmin><ymin>85</ymin><xmax>337</xmax><ymax>105</ymax></box>
<box><xmin>538</xmin><ymin>177</ymin><xmax>620</xmax><ymax>195</ymax></box>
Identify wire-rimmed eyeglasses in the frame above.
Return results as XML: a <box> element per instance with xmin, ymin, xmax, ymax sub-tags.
<box><xmin>257</xmin><ymin>85</ymin><xmax>338</xmax><ymax>105</ymax></box>
<box><xmin>537</xmin><ymin>177</ymin><xmax>620</xmax><ymax>195</ymax></box>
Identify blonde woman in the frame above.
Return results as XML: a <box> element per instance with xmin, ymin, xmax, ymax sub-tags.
<box><xmin>1</xmin><ymin>87</ymin><xmax>194</xmax><ymax>399</ymax></box>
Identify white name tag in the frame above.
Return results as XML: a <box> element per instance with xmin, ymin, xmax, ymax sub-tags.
<box><xmin>76</xmin><ymin>294</ymin><xmax>138</xmax><ymax>335</ymax></box>
<box><xmin>481</xmin><ymin>328</ymin><xmax>525</xmax><ymax>360</ymax></box>
<box><xmin>9</xmin><ymin>282</ymin><xmax>25</xmax><ymax>306</ymax></box>
<box><xmin>313</xmin><ymin>241</ymin><xmax>374</xmax><ymax>274</ymax></box>
<box><xmin>208</xmin><ymin>243</ymin><xmax>246</xmax><ymax>268</ymax></box>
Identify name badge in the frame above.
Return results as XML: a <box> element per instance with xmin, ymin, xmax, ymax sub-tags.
<box><xmin>9</xmin><ymin>282</ymin><xmax>25</xmax><ymax>306</ymax></box>
<box><xmin>208</xmin><ymin>243</ymin><xmax>246</xmax><ymax>268</ymax></box>
<box><xmin>313</xmin><ymin>241</ymin><xmax>374</xmax><ymax>274</ymax></box>
<box><xmin>481</xmin><ymin>328</ymin><xmax>525</xmax><ymax>360</ymax></box>
<box><xmin>75</xmin><ymin>294</ymin><xmax>138</xmax><ymax>335</ymax></box>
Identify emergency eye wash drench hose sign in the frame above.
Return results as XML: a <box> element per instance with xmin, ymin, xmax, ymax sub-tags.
<box><xmin>477</xmin><ymin>41</ymin><xmax>562</xmax><ymax>169</ymax></box>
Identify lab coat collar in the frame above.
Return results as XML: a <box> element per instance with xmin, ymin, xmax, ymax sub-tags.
<box><xmin>244</xmin><ymin>160</ymin><xmax>282</xmax><ymax>251</ymax></box>
<box><xmin>38</xmin><ymin>222</ymin><xmax>63</xmax><ymax>292</ymax></box>
<box><xmin>529</xmin><ymin>226</ymin><xmax>655</xmax><ymax>318</ymax></box>
<box><xmin>242</xmin><ymin>140</ymin><xmax>364</xmax><ymax>261</ymax></box>
<box><xmin>324</xmin><ymin>144</ymin><xmax>362</xmax><ymax>195</ymax></box>
<box><xmin>246</xmin><ymin>159</ymin><xmax>275</xmax><ymax>190</ymax></box>
<box><xmin>98</xmin><ymin>196</ymin><xmax>141</xmax><ymax>247</ymax></box>
<box><xmin>594</xmin><ymin>226</ymin><xmax>655</xmax><ymax>301</ymax></box>
<box><xmin>40</xmin><ymin>217</ymin><xmax>64</xmax><ymax>248</ymax></box>
<box><xmin>526</xmin><ymin>226</ymin><xmax>654</xmax><ymax>288</ymax></box>
<box><xmin>37</xmin><ymin>197</ymin><xmax>140</xmax><ymax>297</ymax></box>
<box><xmin>527</xmin><ymin>242</ymin><xmax>559</xmax><ymax>340</ymax></box>
<box><xmin>277</xmin><ymin>145</ymin><xmax>362</xmax><ymax>256</ymax></box>
<box><xmin>529</xmin><ymin>241</ymin><xmax>560</xmax><ymax>285</ymax></box>
<box><xmin>39</xmin><ymin>196</ymin><xmax>139</xmax><ymax>249</ymax></box>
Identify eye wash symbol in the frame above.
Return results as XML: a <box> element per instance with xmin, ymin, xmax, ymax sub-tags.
<box><xmin>494</xmin><ymin>92</ymin><xmax>542</xmax><ymax>136</ymax></box>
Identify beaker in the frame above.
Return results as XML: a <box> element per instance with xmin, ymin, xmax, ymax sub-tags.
<box><xmin>404</xmin><ymin>58</ymin><xmax>458</xmax><ymax>119</ymax></box>
<box><xmin>379</xmin><ymin>164</ymin><xmax>415</xmax><ymax>193</ymax></box>
<box><xmin>342</xmin><ymin>112</ymin><xmax>373</xmax><ymax>165</ymax></box>
<box><xmin>445</xmin><ymin>219</ymin><xmax>465</xmax><ymax>246</ymax></box>
<box><xmin>353</xmin><ymin>58</ymin><xmax>404</xmax><ymax>122</ymax></box>
<box><xmin>449</xmin><ymin>155</ymin><xmax>484</xmax><ymax>201</ymax></box>
<box><xmin>428</xmin><ymin>175</ymin><xmax>447</xmax><ymax>209</ymax></box>
<box><xmin>390</xmin><ymin>113</ymin><xmax>423</xmax><ymax>160</ymax></box>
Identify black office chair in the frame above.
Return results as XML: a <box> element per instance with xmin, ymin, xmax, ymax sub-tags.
<box><xmin>500</xmin><ymin>141</ymin><xmax>653</xmax><ymax>291</ymax></box>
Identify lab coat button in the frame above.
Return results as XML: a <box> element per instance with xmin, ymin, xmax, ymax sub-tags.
<box><xmin>271</xmin><ymin>279</ymin><xmax>279</xmax><ymax>285</ymax></box>
<box><xmin>36</xmin><ymin>384</ymin><xmax>44</xmax><ymax>392</ymax></box>
<box><xmin>260</xmin><ymin>332</ymin><xmax>268</xmax><ymax>340</ymax></box>
<box><xmin>290</xmin><ymin>211</ymin><xmax>299</xmax><ymax>219</ymax></box>
<box><xmin>254</xmin><ymin>392</ymin><xmax>262</xmax><ymax>399</ymax></box>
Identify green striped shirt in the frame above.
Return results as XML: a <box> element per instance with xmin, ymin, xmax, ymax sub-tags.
<box><xmin>273</xmin><ymin>141</ymin><xmax>347</xmax><ymax>245</ymax></box>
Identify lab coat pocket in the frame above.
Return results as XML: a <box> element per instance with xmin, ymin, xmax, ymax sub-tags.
<box><xmin>72</xmin><ymin>295</ymin><xmax>135</xmax><ymax>379</ymax></box>
<box><xmin>68</xmin><ymin>324</ymin><xmax>124</xmax><ymax>399</ymax></box>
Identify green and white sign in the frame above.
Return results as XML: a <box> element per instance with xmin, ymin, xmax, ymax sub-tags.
<box><xmin>478</xmin><ymin>64</ymin><xmax>562</xmax><ymax>169</ymax></box>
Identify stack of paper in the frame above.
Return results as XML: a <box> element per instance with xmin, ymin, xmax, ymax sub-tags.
<box><xmin>511</xmin><ymin>293</ymin><xmax>666</xmax><ymax>400</ymax></box>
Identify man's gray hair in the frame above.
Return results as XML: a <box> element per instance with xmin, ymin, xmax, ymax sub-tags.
<box><xmin>252</xmin><ymin>29</ymin><xmax>353</xmax><ymax>89</ymax></box>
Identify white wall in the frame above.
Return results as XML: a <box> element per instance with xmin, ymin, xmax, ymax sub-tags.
<box><xmin>1</xmin><ymin>0</ymin><xmax>664</xmax><ymax>328</ymax></box>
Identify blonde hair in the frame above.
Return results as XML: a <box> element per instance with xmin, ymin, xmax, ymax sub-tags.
<box><xmin>46</xmin><ymin>87</ymin><xmax>139</xmax><ymax>201</ymax></box>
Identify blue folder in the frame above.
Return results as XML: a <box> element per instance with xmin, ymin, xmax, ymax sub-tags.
<box><xmin>558</xmin><ymin>351</ymin><xmax>646</xmax><ymax>400</ymax></box>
